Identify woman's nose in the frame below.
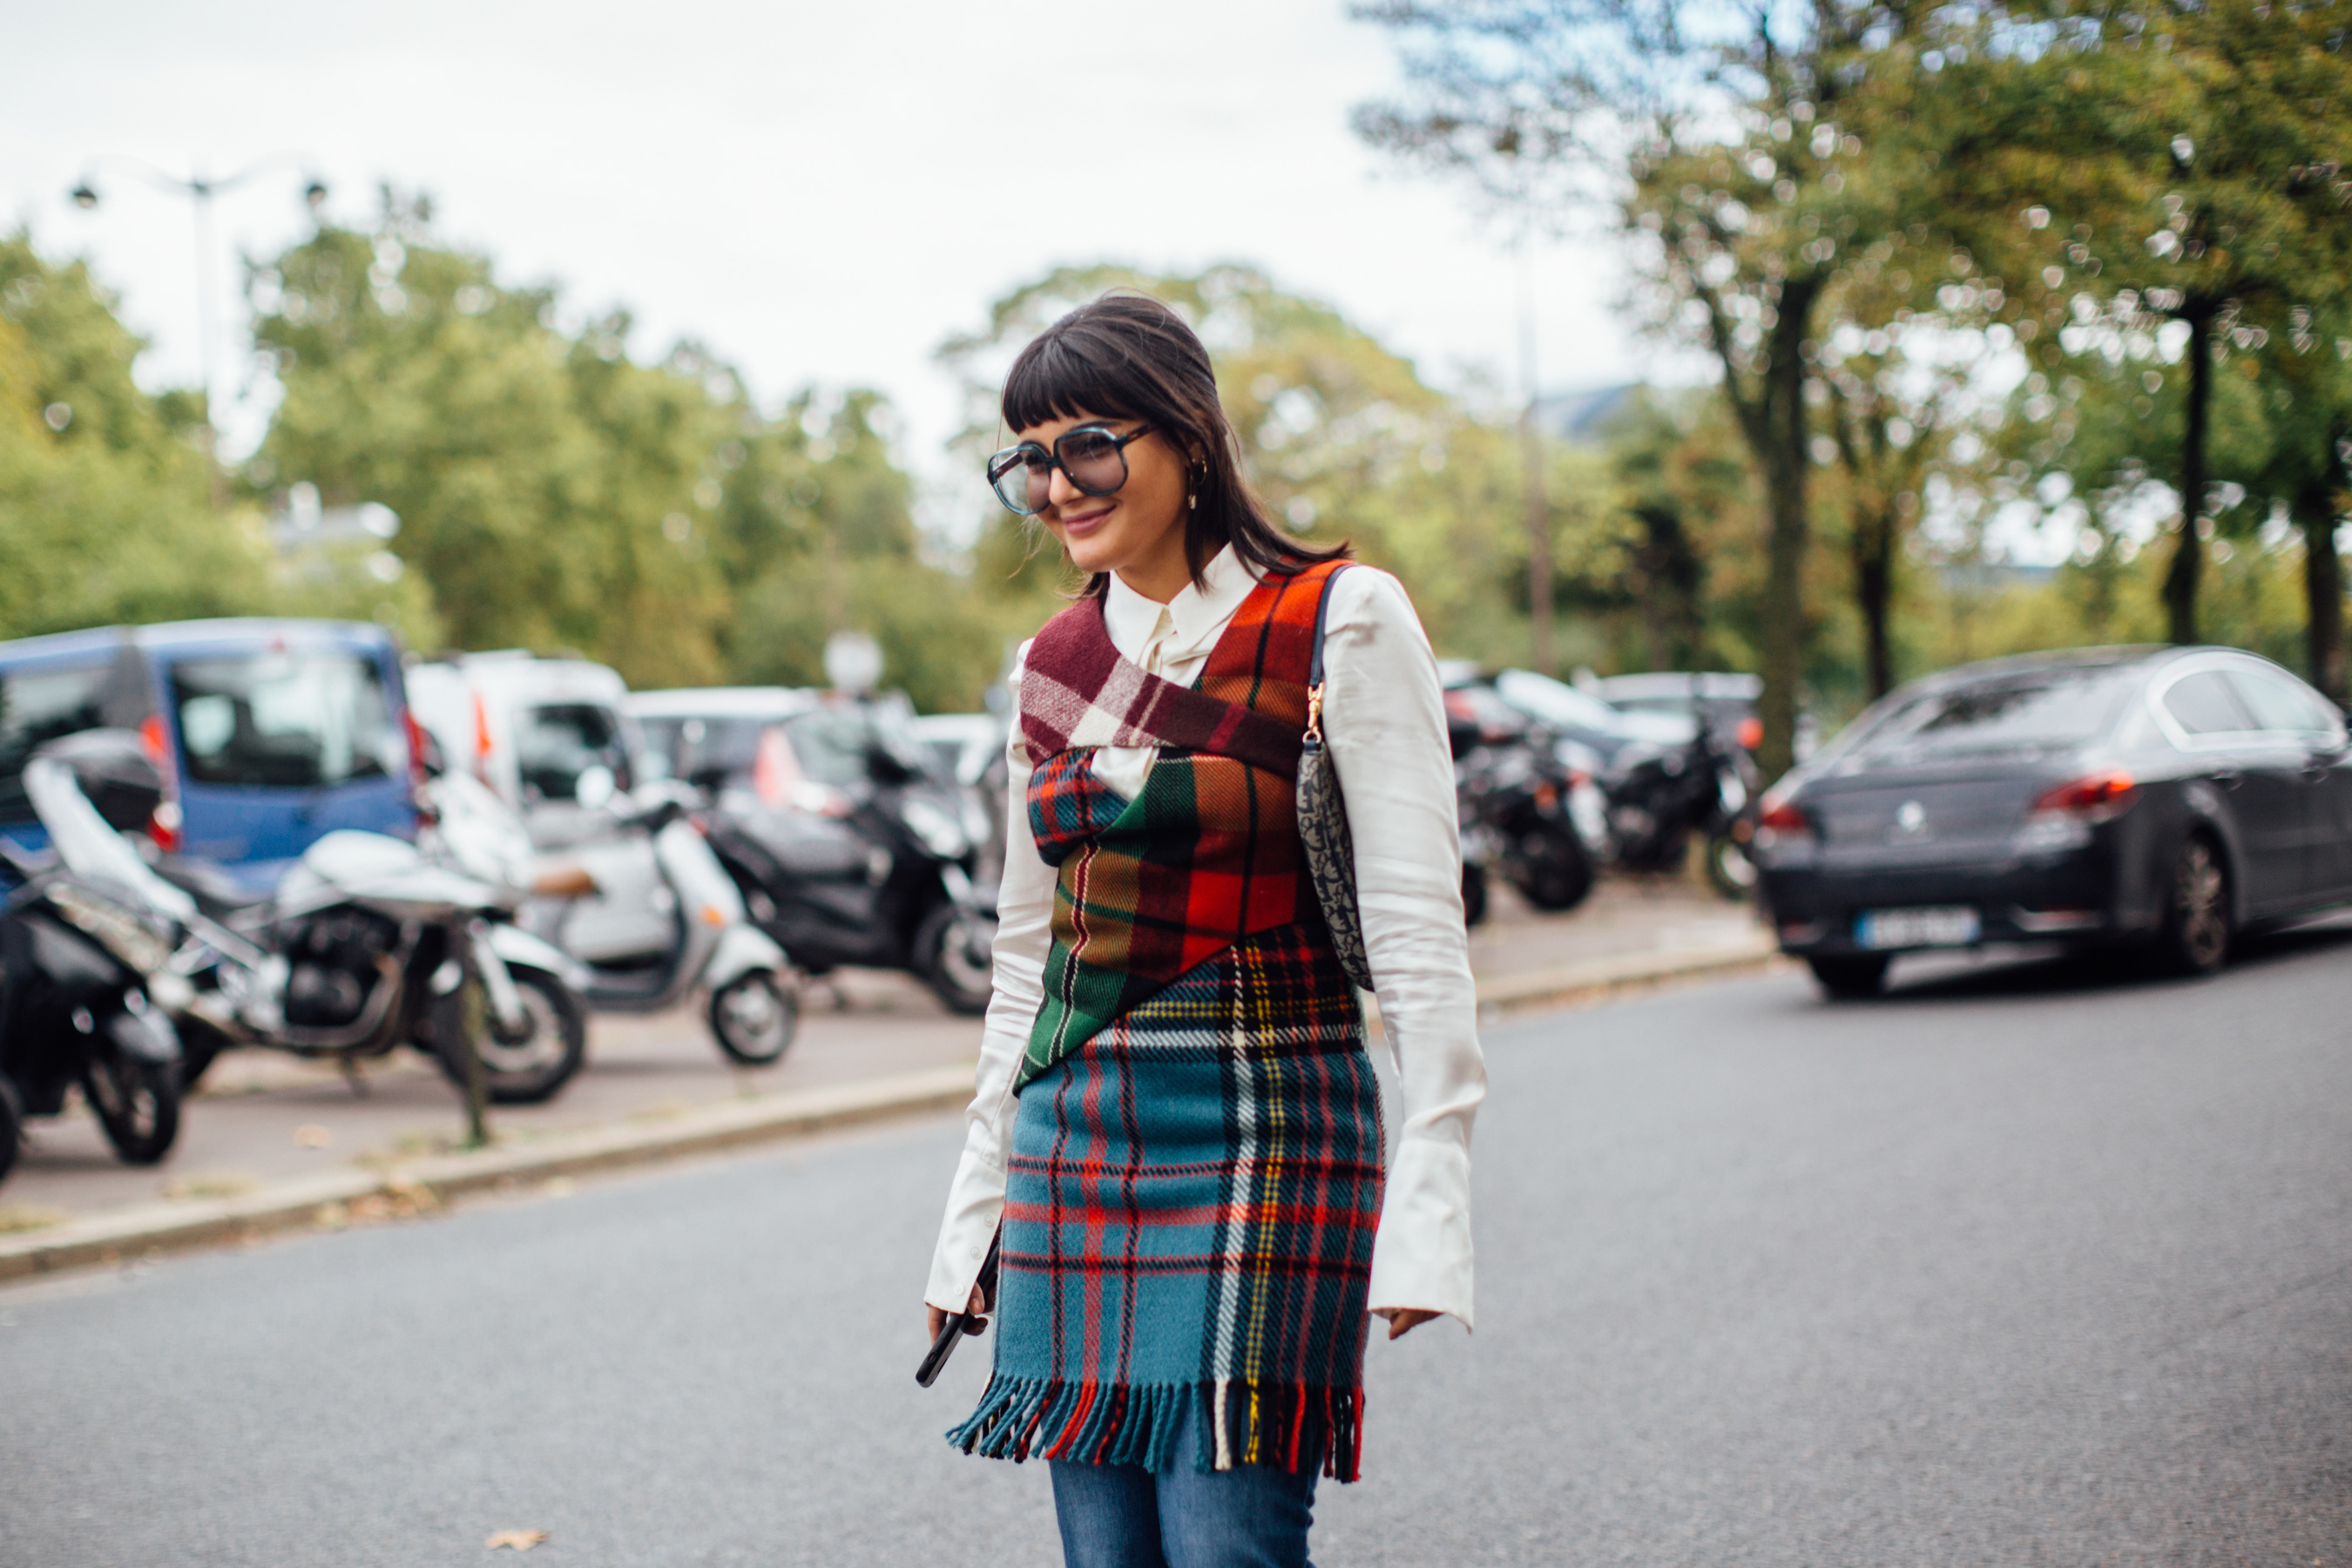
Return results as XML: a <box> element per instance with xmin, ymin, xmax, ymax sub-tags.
<box><xmin>1045</xmin><ymin>463</ymin><xmax>1084</xmax><ymax>509</ymax></box>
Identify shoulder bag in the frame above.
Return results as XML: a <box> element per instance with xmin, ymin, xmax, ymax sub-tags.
<box><xmin>1295</xmin><ymin>566</ymin><xmax>1376</xmax><ymax>992</ymax></box>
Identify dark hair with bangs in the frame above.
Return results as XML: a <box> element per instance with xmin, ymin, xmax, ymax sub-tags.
<box><xmin>1002</xmin><ymin>291</ymin><xmax>1348</xmax><ymax>596</ymax></box>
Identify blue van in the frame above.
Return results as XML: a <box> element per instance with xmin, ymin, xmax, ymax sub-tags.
<box><xmin>0</xmin><ymin>618</ymin><xmax>419</xmax><ymax>887</ymax></box>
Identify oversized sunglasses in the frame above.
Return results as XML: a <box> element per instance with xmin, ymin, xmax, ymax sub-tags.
<box><xmin>985</xmin><ymin>423</ymin><xmax>1152</xmax><ymax>517</ymax></box>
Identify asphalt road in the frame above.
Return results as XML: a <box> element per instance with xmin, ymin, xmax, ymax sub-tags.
<box><xmin>5</xmin><ymin>927</ymin><xmax>2348</xmax><ymax>1567</ymax></box>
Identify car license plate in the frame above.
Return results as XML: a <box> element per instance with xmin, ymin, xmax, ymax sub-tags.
<box><xmin>1855</xmin><ymin>906</ymin><xmax>1980</xmax><ymax>950</ymax></box>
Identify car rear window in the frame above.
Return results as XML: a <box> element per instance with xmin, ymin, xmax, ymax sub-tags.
<box><xmin>1853</xmin><ymin>667</ymin><xmax>2133</xmax><ymax>760</ymax></box>
<box><xmin>514</xmin><ymin>703</ymin><xmax>632</xmax><ymax>801</ymax></box>
<box><xmin>2161</xmin><ymin>670</ymin><xmax>2254</xmax><ymax>736</ymax></box>
<box><xmin>171</xmin><ymin>651</ymin><xmax>395</xmax><ymax>788</ymax></box>
<box><xmin>2227</xmin><ymin>666</ymin><xmax>2341</xmax><ymax>736</ymax></box>
<box><xmin>0</xmin><ymin>660</ymin><xmax>112</xmax><ymax>824</ymax></box>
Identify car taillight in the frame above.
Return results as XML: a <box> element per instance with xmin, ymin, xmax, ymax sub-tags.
<box><xmin>1754</xmin><ymin>790</ymin><xmax>1813</xmax><ymax>849</ymax></box>
<box><xmin>1737</xmin><ymin>716</ymin><xmax>1764</xmax><ymax>751</ymax></box>
<box><xmin>2032</xmin><ymin>769</ymin><xmax>2137</xmax><ymax>821</ymax></box>
<box><xmin>138</xmin><ymin>714</ymin><xmax>182</xmax><ymax>852</ymax></box>
<box><xmin>471</xmin><ymin>692</ymin><xmax>497</xmax><ymax>785</ymax></box>
<box><xmin>402</xmin><ymin>708</ymin><xmax>431</xmax><ymax>791</ymax></box>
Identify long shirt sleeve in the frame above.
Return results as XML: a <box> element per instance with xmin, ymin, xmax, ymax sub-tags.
<box><xmin>923</xmin><ymin>642</ymin><xmax>1055</xmax><ymax>1316</ymax></box>
<box><xmin>1320</xmin><ymin>567</ymin><xmax>1486</xmax><ymax>1327</ymax></box>
<box><xmin>924</xmin><ymin>554</ymin><xmax>1484</xmax><ymax>1328</ymax></box>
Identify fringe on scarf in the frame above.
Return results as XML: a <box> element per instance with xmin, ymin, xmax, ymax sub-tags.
<box><xmin>944</xmin><ymin>1373</ymin><xmax>1366</xmax><ymax>1483</ymax></box>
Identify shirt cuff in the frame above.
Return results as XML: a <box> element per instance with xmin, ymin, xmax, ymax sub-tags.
<box><xmin>1366</xmin><ymin>1136</ymin><xmax>1476</xmax><ymax>1330</ymax></box>
<box><xmin>924</xmin><ymin>1145</ymin><xmax>1006</xmax><ymax>1314</ymax></box>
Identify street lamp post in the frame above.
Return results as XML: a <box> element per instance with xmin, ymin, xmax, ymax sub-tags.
<box><xmin>68</xmin><ymin>154</ymin><xmax>326</xmax><ymax>497</ymax></box>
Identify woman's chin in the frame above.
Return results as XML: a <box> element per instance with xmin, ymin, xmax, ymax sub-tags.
<box><xmin>1060</xmin><ymin>539</ymin><xmax>1123</xmax><ymax>578</ymax></box>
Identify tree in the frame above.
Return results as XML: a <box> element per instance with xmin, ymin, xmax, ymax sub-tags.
<box><xmin>2242</xmin><ymin>303</ymin><xmax>2352</xmax><ymax>700</ymax></box>
<box><xmin>1937</xmin><ymin>0</ymin><xmax>2352</xmax><ymax>645</ymax></box>
<box><xmin>0</xmin><ymin>233</ymin><xmax>269</xmax><ymax>640</ymax></box>
<box><xmin>250</xmin><ymin>192</ymin><xmax>999</xmax><ymax>710</ymax></box>
<box><xmin>1353</xmin><ymin>0</ymin><xmax>1957</xmax><ymax>778</ymax></box>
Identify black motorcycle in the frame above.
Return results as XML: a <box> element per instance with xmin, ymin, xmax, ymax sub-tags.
<box><xmin>1445</xmin><ymin>685</ymin><xmax>1598</xmax><ymax>926</ymax></box>
<box><xmin>703</xmin><ymin>741</ymin><xmax>997</xmax><ymax>1016</ymax></box>
<box><xmin>1599</xmin><ymin>721</ymin><xmax>1759</xmax><ymax>898</ymax></box>
<box><xmin>0</xmin><ymin>840</ymin><xmax>185</xmax><ymax>1184</ymax></box>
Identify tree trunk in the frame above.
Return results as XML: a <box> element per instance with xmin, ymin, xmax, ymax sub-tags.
<box><xmin>1852</xmin><ymin>505</ymin><xmax>1896</xmax><ymax>700</ymax></box>
<box><xmin>2165</xmin><ymin>308</ymin><xmax>2214</xmax><ymax>645</ymax></box>
<box><xmin>2301</xmin><ymin>416</ymin><xmax>2348</xmax><ymax>705</ymax></box>
<box><xmin>1754</xmin><ymin>287</ymin><xmax>1816</xmax><ymax>782</ymax></box>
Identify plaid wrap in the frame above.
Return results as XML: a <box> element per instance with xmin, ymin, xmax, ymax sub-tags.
<box><xmin>1018</xmin><ymin>563</ymin><xmax>1343</xmax><ymax>1091</ymax></box>
<box><xmin>946</xmin><ymin>926</ymin><xmax>1382</xmax><ymax>1480</ymax></box>
<box><xmin>949</xmin><ymin>559</ymin><xmax>1382</xmax><ymax>1480</ymax></box>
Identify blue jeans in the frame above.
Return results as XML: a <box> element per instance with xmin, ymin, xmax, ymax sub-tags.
<box><xmin>1049</xmin><ymin>1400</ymin><xmax>1319</xmax><ymax>1568</ymax></box>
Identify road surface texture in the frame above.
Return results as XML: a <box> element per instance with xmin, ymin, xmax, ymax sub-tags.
<box><xmin>3</xmin><ymin>924</ymin><xmax>2345</xmax><ymax>1567</ymax></box>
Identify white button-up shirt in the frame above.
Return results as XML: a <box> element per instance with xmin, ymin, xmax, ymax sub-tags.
<box><xmin>924</xmin><ymin>546</ymin><xmax>1486</xmax><ymax>1326</ymax></box>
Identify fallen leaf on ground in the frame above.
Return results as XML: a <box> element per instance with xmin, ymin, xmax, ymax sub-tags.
<box><xmin>485</xmin><ymin>1529</ymin><xmax>547</xmax><ymax>1551</ymax></box>
<box><xmin>294</xmin><ymin>1125</ymin><xmax>331</xmax><ymax>1148</ymax></box>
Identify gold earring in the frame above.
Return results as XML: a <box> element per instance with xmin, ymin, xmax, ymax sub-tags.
<box><xmin>1188</xmin><ymin>492</ymin><xmax>1198</xmax><ymax>510</ymax></box>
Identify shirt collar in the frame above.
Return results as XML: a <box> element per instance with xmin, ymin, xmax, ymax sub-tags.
<box><xmin>1101</xmin><ymin>545</ymin><xmax>1262</xmax><ymax>664</ymax></box>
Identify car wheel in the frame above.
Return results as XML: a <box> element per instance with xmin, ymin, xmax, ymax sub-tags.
<box><xmin>2152</xmin><ymin>834</ymin><xmax>2231</xmax><ymax>977</ymax></box>
<box><xmin>1808</xmin><ymin>954</ymin><xmax>1890</xmax><ymax>1000</ymax></box>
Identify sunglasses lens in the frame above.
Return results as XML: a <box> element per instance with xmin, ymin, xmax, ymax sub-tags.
<box><xmin>987</xmin><ymin>449</ymin><xmax>1048</xmax><ymax>515</ymax></box>
<box><xmin>1060</xmin><ymin>428</ymin><xmax>1130</xmax><ymax>496</ymax></box>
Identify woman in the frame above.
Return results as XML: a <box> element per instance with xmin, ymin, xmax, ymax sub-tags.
<box><xmin>923</xmin><ymin>292</ymin><xmax>1484</xmax><ymax>1568</ymax></box>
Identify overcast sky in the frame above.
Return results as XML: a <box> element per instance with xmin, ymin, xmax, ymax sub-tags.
<box><xmin>6</xmin><ymin>0</ymin><xmax>1673</xmax><ymax>519</ymax></box>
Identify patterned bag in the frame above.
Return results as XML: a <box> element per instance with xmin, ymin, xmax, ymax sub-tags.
<box><xmin>1295</xmin><ymin>566</ymin><xmax>1375</xmax><ymax>991</ymax></box>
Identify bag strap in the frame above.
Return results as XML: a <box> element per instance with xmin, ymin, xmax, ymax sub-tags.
<box><xmin>1304</xmin><ymin>563</ymin><xmax>1350</xmax><ymax>741</ymax></box>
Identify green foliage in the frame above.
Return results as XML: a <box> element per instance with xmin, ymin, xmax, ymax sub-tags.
<box><xmin>250</xmin><ymin>194</ymin><xmax>1000</xmax><ymax>712</ymax></box>
<box><xmin>0</xmin><ymin>233</ymin><xmax>272</xmax><ymax>641</ymax></box>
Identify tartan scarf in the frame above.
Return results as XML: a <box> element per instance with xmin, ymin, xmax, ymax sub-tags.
<box><xmin>1015</xmin><ymin>561</ymin><xmax>1342</xmax><ymax>1092</ymax></box>
<box><xmin>945</xmin><ymin>557</ymin><xmax>1381</xmax><ymax>1480</ymax></box>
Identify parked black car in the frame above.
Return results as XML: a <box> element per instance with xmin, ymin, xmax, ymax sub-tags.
<box><xmin>1754</xmin><ymin>645</ymin><xmax>2352</xmax><ymax>997</ymax></box>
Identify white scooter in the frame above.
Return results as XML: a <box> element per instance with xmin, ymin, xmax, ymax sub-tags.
<box><xmin>442</xmin><ymin>769</ymin><xmax>800</xmax><ymax>1066</ymax></box>
<box><xmin>24</xmin><ymin>733</ymin><xmax>591</xmax><ymax>1105</ymax></box>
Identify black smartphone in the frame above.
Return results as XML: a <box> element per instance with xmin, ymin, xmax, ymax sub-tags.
<box><xmin>916</xmin><ymin>1233</ymin><xmax>1000</xmax><ymax>1388</ymax></box>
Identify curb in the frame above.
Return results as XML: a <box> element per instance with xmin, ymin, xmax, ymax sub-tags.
<box><xmin>0</xmin><ymin>936</ymin><xmax>1790</xmax><ymax>1283</ymax></box>
<box><xmin>0</xmin><ymin>1064</ymin><xmax>976</xmax><ymax>1284</ymax></box>
<box><xmin>1474</xmin><ymin>934</ymin><xmax>1788</xmax><ymax>1014</ymax></box>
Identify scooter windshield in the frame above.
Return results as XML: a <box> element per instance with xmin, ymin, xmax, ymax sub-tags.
<box><xmin>21</xmin><ymin>756</ymin><xmax>199</xmax><ymax>924</ymax></box>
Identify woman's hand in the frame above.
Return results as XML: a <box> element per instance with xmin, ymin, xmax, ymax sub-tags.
<box><xmin>925</xmin><ymin>1284</ymin><xmax>990</xmax><ymax>1343</ymax></box>
<box><xmin>1375</xmin><ymin>1308</ymin><xmax>1439</xmax><ymax>1341</ymax></box>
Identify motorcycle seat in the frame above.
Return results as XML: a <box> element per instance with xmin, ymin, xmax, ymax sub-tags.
<box><xmin>152</xmin><ymin>856</ymin><xmax>274</xmax><ymax>921</ymax></box>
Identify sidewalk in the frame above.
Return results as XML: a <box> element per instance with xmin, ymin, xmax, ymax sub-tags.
<box><xmin>0</xmin><ymin>874</ymin><xmax>1774</xmax><ymax>1275</ymax></box>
